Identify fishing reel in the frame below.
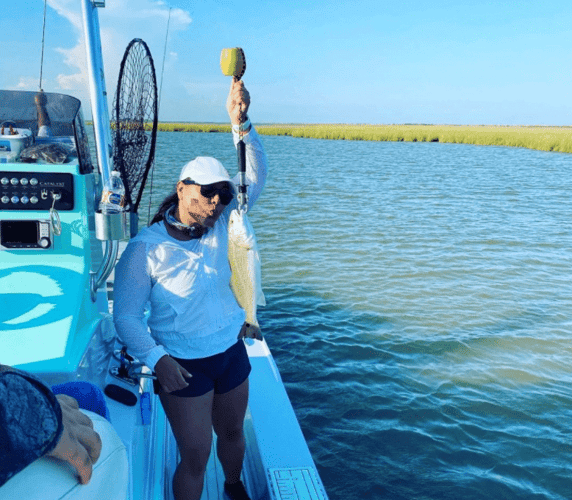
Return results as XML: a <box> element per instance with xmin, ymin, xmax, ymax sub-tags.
<box><xmin>103</xmin><ymin>345</ymin><xmax>156</xmax><ymax>408</ymax></box>
<box><xmin>109</xmin><ymin>345</ymin><xmax>157</xmax><ymax>386</ymax></box>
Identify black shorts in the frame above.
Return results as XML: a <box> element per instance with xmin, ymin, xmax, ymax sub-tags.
<box><xmin>152</xmin><ymin>340</ymin><xmax>251</xmax><ymax>398</ymax></box>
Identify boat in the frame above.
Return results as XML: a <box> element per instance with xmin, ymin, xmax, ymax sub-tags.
<box><xmin>0</xmin><ymin>1</ymin><xmax>328</xmax><ymax>499</ymax></box>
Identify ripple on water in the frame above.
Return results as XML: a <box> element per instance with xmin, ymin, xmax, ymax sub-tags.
<box><xmin>134</xmin><ymin>132</ymin><xmax>572</xmax><ymax>499</ymax></box>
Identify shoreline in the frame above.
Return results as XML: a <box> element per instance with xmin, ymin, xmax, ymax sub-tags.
<box><xmin>121</xmin><ymin>123</ymin><xmax>572</xmax><ymax>153</ymax></box>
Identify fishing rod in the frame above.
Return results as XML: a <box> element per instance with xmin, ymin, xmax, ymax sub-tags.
<box><xmin>220</xmin><ymin>47</ymin><xmax>248</xmax><ymax>211</ymax></box>
<box><xmin>145</xmin><ymin>7</ymin><xmax>172</xmax><ymax>225</ymax></box>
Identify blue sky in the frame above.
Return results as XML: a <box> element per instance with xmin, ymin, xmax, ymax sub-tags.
<box><xmin>0</xmin><ymin>0</ymin><xmax>571</xmax><ymax>125</ymax></box>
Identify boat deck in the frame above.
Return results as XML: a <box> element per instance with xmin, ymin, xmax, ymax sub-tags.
<box><xmin>103</xmin><ymin>336</ymin><xmax>326</xmax><ymax>500</ymax></box>
<box><xmin>105</xmin><ymin>369</ymin><xmax>232</xmax><ymax>500</ymax></box>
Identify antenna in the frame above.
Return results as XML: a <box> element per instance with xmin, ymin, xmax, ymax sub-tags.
<box><xmin>39</xmin><ymin>0</ymin><xmax>48</xmax><ymax>90</ymax></box>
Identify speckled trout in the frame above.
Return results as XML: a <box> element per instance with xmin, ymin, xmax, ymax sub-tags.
<box><xmin>228</xmin><ymin>209</ymin><xmax>265</xmax><ymax>340</ymax></box>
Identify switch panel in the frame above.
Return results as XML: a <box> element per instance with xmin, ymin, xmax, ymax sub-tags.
<box><xmin>0</xmin><ymin>171</ymin><xmax>74</xmax><ymax>210</ymax></box>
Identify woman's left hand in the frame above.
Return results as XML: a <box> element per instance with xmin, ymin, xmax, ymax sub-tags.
<box><xmin>226</xmin><ymin>78</ymin><xmax>250</xmax><ymax>126</ymax></box>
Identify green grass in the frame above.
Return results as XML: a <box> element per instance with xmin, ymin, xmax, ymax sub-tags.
<box><xmin>155</xmin><ymin>123</ymin><xmax>572</xmax><ymax>153</ymax></box>
<box><xmin>157</xmin><ymin>123</ymin><xmax>231</xmax><ymax>133</ymax></box>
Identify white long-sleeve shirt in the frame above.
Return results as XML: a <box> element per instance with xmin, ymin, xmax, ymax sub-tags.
<box><xmin>113</xmin><ymin>127</ymin><xmax>268</xmax><ymax>371</ymax></box>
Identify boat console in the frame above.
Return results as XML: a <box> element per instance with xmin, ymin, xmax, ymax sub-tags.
<box><xmin>0</xmin><ymin>169</ymin><xmax>75</xmax><ymax>250</ymax></box>
<box><xmin>0</xmin><ymin>90</ymin><xmax>107</xmax><ymax>374</ymax></box>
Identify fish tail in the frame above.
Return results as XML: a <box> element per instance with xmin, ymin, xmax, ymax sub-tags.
<box><xmin>245</xmin><ymin>322</ymin><xmax>263</xmax><ymax>341</ymax></box>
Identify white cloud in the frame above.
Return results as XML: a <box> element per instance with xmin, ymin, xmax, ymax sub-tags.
<box><xmin>13</xmin><ymin>77</ymin><xmax>39</xmax><ymax>90</ymax></box>
<box><xmin>46</xmin><ymin>0</ymin><xmax>191</xmax><ymax>105</ymax></box>
<box><xmin>55</xmin><ymin>40</ymin><xmax>86</xmax><ymax>90</ymax></box>
<box><xmin>48</xmin><ymin>0</ymin><xmax>83</xmax><ymax>30</ymax></box>
<box><xmin>5</xmin><ymin>76</ymin><xmax>58</xmax><ymax>92</ymax></box>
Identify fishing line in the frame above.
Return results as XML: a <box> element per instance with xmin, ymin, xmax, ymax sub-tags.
<box><xmin>147</xmin><ymin>7</ymin><xmax>172</xmax><ymax>225</ymax></box>
<box><xmin>39</xmin><ymin>0</ymin><xmax>48</xmax><ymax>90</ymax></box>
<box><xmin>158</xmin><ymin>7</ymin><xmax>171</xmax><ymax>110</ymax></box>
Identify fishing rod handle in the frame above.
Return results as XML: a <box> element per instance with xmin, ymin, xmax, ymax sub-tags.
<box><xmin>237</xmin><ymin>139</ymin><xmax>248</xmax><ymax>208</ymax></box>
<box><xmin>220</xmin><ymin>48</ymin><xmax>246</xmax><ymax>79</ymax></box>
<box><xmin>238</xmin><ymin>139</ymin><xmax>246</xmax><ymax>173</ymax></box>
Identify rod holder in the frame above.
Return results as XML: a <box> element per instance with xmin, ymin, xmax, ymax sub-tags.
<box><xmin>90</xmin><ymin>240</ymin><xmax>118</xmax><ymax>302</ymax></box>
<box><xmin>95</xmin><ymin>211</ymin><xmax>129</xmax><ymax>241</ymax></box>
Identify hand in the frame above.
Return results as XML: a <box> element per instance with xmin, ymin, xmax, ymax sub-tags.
<box><xmin>46</xmin><ymin>395</ymin><xmax>102</xmax><ymax>485</ymax></box>
<box><xmin>154</xmin><ymin>355</ymin><xmax>193</xmax><ymax>393</ymax></box>
<box><xmin>237</xmin><ymin>321</ymin><xmax>263</xmax><ymax>341</ymax></box>
<box><xmin>226</xmin><ymin>78</ymin><xmax>250</xmax><ymax>126</ymax></box>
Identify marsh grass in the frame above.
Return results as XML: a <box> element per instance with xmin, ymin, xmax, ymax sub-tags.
<box><xmin>157</xmin><ymin>123</ymin><xmax>230</xmax><ymax>133</ymax></box>
<box><xmin>154</xmin><ymin>123</ymin><xmax>572</xmax><ymax>153</ymax></box>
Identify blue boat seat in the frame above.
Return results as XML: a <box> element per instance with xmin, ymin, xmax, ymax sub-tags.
<box><xmin>0</xmin><ymin>410</ymin><xmax>128</xmax><ymax>500</ymax></box>
<box><xmin>51</xmin><ymin>381</ymin><xmax>111</xmax><ymax>422</ymax></box>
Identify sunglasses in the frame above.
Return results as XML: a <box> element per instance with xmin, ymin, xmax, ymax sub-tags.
<box><xmin>181</xmin><ymin>179</ymin><xmax>234</xmax><ymax>205</ymax></box>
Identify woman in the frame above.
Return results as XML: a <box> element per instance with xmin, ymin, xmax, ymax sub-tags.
<box><xmin>113</xmin><ymin>78</ymin><xmax>267</xmax><ymax>500</ymax></box>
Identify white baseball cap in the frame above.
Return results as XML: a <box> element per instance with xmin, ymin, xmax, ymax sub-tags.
<box><xmin>178</xmin><ymin>157</ymin><xmax>236</xmax><ymax>191</ymax></box>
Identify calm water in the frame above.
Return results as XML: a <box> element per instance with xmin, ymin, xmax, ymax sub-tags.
<box><xmin>139</xmin><ymin>132</ymin><xmax>572</xmax><ymax>500</ymax></box>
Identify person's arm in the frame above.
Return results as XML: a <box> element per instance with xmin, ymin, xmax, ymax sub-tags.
<box><xmin>113</xmin><ymin>241</ymin><xmax>193</xmax><ymax>391</ymax></box>
<box><xmin>113</xmin><ymin>241</ymin><xmax>169</xmax><ymax>371</ymax></box>
<box><xmin>232</xmin><ymin>126</ymin><xmax>268</xmax><ymax>210</ymax></box>
<box><xmin>226</xmin><ymin>79</ymin><xmax>268</xmax><ymax>210</ymax></box>
<box><xmin>0</xmin><ymin>368</ymin><xmax>101</xmax><ymax>487</ymax></box>
<box><xmin>0</xmin><ymin>367</ymin><xmax>63</xmax><ymax>487</ymax></box>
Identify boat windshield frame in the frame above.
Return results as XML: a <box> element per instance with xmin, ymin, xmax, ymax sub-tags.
<box><xmin>0</xmin><ymin>89</ymin><xmax>94</xmax><ymax>174</ymax></box>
